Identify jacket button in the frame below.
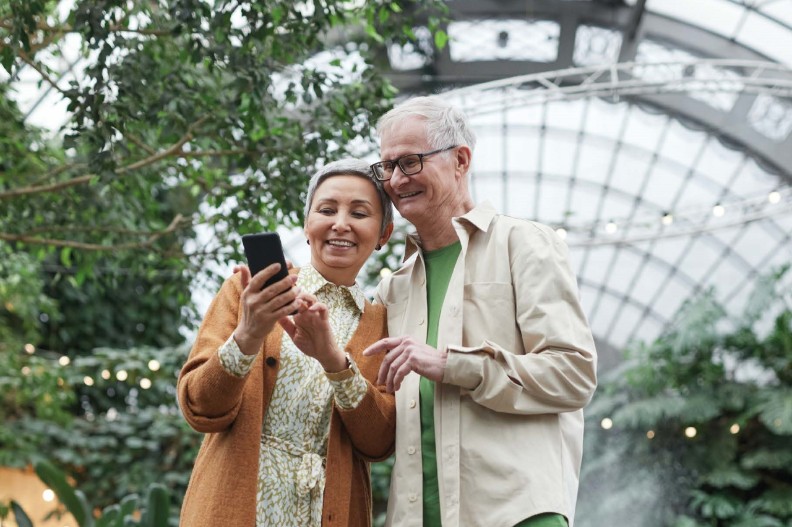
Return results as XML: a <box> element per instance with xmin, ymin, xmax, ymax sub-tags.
<box><xmin>266</xmin><ymin>356</ymin><xmax>277</xmax><ymax>367</ymax></box>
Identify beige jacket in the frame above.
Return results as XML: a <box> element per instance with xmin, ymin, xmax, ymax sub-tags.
<box><xmin>376</xmin><ymin>203</ymin><xmax>597</xmax><ymax>527</ymax></box>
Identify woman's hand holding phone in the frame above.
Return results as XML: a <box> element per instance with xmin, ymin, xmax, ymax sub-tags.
<box><xmin>232</xmin><ymin>263</ymin><xmax>301</xmax><ymax>356</ymax></box>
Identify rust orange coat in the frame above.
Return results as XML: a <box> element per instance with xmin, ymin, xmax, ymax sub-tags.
<box><xmin>177</xmin><ymin>272</ymin><xmax>395</xmax><ymax>526</ymax></box>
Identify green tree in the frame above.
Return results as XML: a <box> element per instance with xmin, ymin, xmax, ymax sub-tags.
<box><xmin>577</xmin><ymin>267</ymin><xmax>792</xmax><ymax>527</ymax></box>
<box><xmin>1</xmin><ymin>0</ymin><xmax>445</xmax><ymax>279</ymax></box>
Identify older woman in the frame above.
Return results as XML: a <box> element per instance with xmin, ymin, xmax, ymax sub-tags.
<box><xmin>178</xmin><ymin>159</ymin><xmax>395</xmax><ymax>527</ymax></box>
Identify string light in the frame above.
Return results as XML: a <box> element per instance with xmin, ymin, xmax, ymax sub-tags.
<box><xmin>21</xmin><ymin>366</ymin><xmax>31</xmax><ymax>376</ymax></box>
<box><xmin>83</xmin><ymin>376</ymin><xmax>94</xmax><ymax>386</ymax></box>
<box><xmin>555</xmin><ymin>228</ymin><xmax>567</xmax><ymax>240</ymax></box>
<box><xmin>554</xmin><ymin>187</ymin><xmax>791</xmax><ymax>244</ymax></box>
<box><xmin>116</xmin><ymin>370</ymin><xmax>128</xmax><ymax>381</ymax></box>
<box><xmin>601</xmin><ymin>417</ymin><xmax>613</xmax><ymax>430</ymax></box>
<box><xmin>684</xmin><ymin>426</ymin><xmax>697</xmax><ymax>438</ymax></box>
<box><xmin>101</xmin><ymin>369</ymin><xmax>111</xmax><ymax>380</ymax></box>
<box><xmin>729</xmin><ymin>423</ymin><xmax>740</xmax><ymax>434</ymax></box>
<box><xmin>379</xmin><ymin>268</ymin><xmax>392</xmax><ymax>278</ymax></box>
<box><xmin>147</xmin><ymin>359</ymin><xmax>161</xmax><ymax>372</ymax></box>
<box><xmin>140</xmin><ymin>378</ymin><xmax>152</xmax><ymax>389</ymax></box>
<box><xmin>646</xmin><ymin>430</ymin><xmax>655</xmax><ymax>439</ymax></box>
<box><xmin>24</xmin><ymin>343</ymin><xmax>35</xmax><ymax>354</ymax></box>
<box><xmin>42</xmin><ymin>489</ymin><xmax>55</xmax><ymax>502</ymax></box>
<box><xmin>58</xmin><ymin>356</ymin><xmax>70</xmax><ymax>366</ymax></box>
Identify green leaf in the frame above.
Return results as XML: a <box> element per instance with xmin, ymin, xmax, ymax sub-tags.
<box><xmin>11</xmin><ymin>500</ymin><xmax>33</xmax><ymax>527</ymax></box>
<box><xmin>34</xmin><ymin>460</ymin><xmax>93</xmax><ymax>527</ymax></box>
<box><xmin>757</xmin><ymin>389</ymin><xmax>792</xmax><ymax>434</ymax></box>
<box><xmin>434</xmin><ymin>29</ymin><xmax>449</xmax><ymax>49</ymax></box>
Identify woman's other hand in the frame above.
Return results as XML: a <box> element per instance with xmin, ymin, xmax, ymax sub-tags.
<box><xmin>279</xmin><ymin>293</ymin><xmax>347</xmax><ymax>372</ymax></box>
<box><xmin>232</xmin><ymin>264</ymin><xmax>300</xmax><ymax>355</ymax></box>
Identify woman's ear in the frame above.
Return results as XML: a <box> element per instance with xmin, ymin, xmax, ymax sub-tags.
<box><xmin>379</xmin><ymin>222</ymin><xmax>395</xmax><ymax>248</ymax></box>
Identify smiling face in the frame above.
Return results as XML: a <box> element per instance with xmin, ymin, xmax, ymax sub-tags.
<box><xmin>304</xmin><ymin>174</ymin><xmax>392</xmax><ymax>286</ymax></box>
<box><xmin>379</xmin><ymin>117</ymin><xmax>470</xmax><ymax>227</ymax></box>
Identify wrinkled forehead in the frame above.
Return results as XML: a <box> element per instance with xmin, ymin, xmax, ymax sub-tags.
<box><xmin>379</xmin><ymin>117</ymin><xmax>430</xmax><ymax>158</ymax></box>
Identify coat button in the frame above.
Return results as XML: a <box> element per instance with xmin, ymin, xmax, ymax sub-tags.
<box><xmin>409</xmin><ymin>399</ymin><xmax>417</xmax><ymax>409</ymax></box>
<box><xmin>407</xmin><ymin>446</ymin><xmax>416</xmax><ymax>455</ymax></box>
<box><xmin>266</xmin><ymin>356</ymin><xmax>277</xmax><ymax>367</ymax></box>
<box><xmin>408</xmin><ymin>493</ymin><xmax>417</xmax><ymax>502</ymax></box>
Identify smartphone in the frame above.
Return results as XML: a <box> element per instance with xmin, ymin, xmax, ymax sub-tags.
<box><xmin>241</xmin><ymin>232</ymin><xmax>290</xmax><ymax>290</ymax></box>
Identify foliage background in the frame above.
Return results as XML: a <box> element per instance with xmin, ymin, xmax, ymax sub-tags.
<box><xmin>577</xmin><ymin>268</ymin><xmax>792</xmax><ymax>527</ymax></box>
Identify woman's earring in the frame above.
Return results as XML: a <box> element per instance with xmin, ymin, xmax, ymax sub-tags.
<box><xmin>375</xmin><ymin>244</ymin><xmax>382</xmax><ymax>251</ymax></box>
<box><xmin>306</xmin><ymin>240</ymin><xmax>310</xmax><ymax>245</ymax></box>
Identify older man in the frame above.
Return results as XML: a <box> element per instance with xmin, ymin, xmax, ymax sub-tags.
<box><xmin>363</xmin><ymin>96</ymin><xmax>597</xmax><ymax>527</ymax></box>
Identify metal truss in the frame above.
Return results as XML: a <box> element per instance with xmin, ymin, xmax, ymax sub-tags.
<box><xmin>448</xmin><ymin>59</ymin><xmax>792</xmax><ymax>112</ymax></box>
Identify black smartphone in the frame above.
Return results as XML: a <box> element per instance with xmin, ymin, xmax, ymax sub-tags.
<box><xmin>241</xmin><ymin>232</ymin><xmax>290</xmax><ymax>290</ymax></box>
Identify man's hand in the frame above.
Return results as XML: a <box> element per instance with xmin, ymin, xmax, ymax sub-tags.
<box><xmin>363</xmin><ymin>336</ymin><xmax>448</xmax><ymax>393</ymax></box>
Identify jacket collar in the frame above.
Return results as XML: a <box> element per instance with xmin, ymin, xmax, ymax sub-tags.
<box><xmin>403</xmin><ymin>201</ymin><xmax>497</xmax><ymax>261</ymax></box>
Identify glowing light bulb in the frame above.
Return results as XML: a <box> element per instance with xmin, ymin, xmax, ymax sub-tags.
<box><xmin>42</xmin><ymin>489</ymin><xmax>55</xmax><ymax>502</ymax></box>
<box><xmin>24</xmin><ymin>343</ymin><xmax>35</xmax><ymax>354</ymax></box>
<box><xmin>101</xmin><ymin>369</ymin><xmax>111</xmax><ymax>380</ymax></box>
<box><xmin>646</xmin><ymin>430</ymin><xmax>655</xmax><ymax>439</ymax></box>
<box><xmin>116</xmin><ymin>370</ymin><xmax>128</xmax><ymax>381</ymax></box>
<box><xmin>729</xmin><ymin>424</ymin><xmax>740</xmax><ymax>434</ymax></box>
<box><xmin>84</xmin><ymin>376</ymin><xmax>94</xmax><ymax>386</ymax></box>
<box><xmin>148</xmin><ymin>359</ymin><xmax>161</xmax><ymax>372</ymax></box>
<box><xmin>601</xmin><ymin>418</ymin><xmax>613</xmax><ymax>430</ymax></box>
<box><xmin>685</xmin><ymin>426</ymin><xmax>697</xmax><ymax>438</ymax></box>
<box><xmin>379</xmin><ymin>268</ymin><xmax>392</xmax><ymax>278</ymax></box>
<box><xmin>140</xmin><ymin>378</ymin><xmax>152</xmax><ymax>389</ymax></box>
<box><xmin>58</xmin><ymin>356</ymin><xmax>70</xmax><ymax>366</ymax></box>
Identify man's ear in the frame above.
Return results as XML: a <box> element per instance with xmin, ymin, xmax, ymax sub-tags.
<box><xmin>454</xmin><ymin>145</ymin><xmax>472</xmax><ymax>179</ymax></box>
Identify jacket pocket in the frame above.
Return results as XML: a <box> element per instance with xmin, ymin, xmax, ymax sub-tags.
<box><xmin>462</xmin><ymin>282</ymin><xmax>518</xmax><ymax>349</ymax></box>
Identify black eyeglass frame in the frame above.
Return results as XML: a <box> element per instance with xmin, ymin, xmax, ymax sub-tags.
<box><xmin>370</xmin><ymin>145</ymin><xmax>458</xmax><ymax>181</ymax></box>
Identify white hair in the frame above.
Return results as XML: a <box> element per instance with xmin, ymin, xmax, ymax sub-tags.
<box><xmin>376</xmin><ymin>95</ymin><xmax>477</xmax><ymax>153</ymax></box>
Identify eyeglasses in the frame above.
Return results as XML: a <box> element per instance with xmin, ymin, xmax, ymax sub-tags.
<box><xmin>370</xmin><ymin>146</ymin><xmax>457</xmax><ymax>181</ymax></box>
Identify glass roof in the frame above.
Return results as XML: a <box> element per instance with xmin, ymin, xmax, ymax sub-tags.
<box><xmin>646</xmin><ymin>0</ymin><xmax>792</xmax><ymax>67</ymax></box>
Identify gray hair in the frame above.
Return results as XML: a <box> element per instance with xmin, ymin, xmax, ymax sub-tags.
<box><xmin>304</xmin><ymin>158</ymin><xmax>394</xmax><ymax>236</ymax></box>
<box><xmin>376</xmin><ymin>95</ymin><xmax>477</xmax><ymax>153</ymax></box>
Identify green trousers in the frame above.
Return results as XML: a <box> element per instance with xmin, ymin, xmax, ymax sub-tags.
<box><xmin>516</xmin><ymin>513</ymin><xmax>569</xmax><ymax>527</ymax></box>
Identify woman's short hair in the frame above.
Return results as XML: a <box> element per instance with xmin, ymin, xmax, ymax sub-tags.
<box><xmin>376</xmin><ymin>95</ymin><xmax>477</xmax><ymax>153</ymax></box>
<box><xmin>304</xmin><ymin>158</ymin><xmax>394</xmax><ymax>236</ymax></box>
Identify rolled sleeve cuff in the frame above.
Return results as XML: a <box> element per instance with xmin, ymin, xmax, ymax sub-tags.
<box><xmin>327</xmin><ymin>356</ymin><xmax>367</xmax><ymax>410</ymax></box>
<box><xmin>442</xmin><ymin>343</ymin><xmax>492</xmax><ymax>390</ymax></box>
<box><xmin>217</xmin><ymin>335</ymin><xmax>257</xmax><ymax>378</ymax></box>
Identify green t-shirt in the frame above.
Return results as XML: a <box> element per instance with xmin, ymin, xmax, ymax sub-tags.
<box><xmin>419</xmin><ymin>241</ymin><xmax>568</xmax><ymax>527</ymax></box>
<box><xmin>421</xmin><ymin>241</ymin><xmax>462</xmax><ymax>527</ymax></box>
